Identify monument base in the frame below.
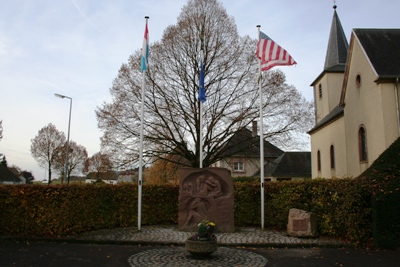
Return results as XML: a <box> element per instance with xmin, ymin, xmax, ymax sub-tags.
<box><xmin>185</xmin><ymin>240</ymin><xmax>217</xmax><ymax>256</ymax></box>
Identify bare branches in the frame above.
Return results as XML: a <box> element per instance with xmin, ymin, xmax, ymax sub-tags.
<box><xmin>30</xmin><ymin>123</ymin><xmax>66</xmax><ymax>182</ymax></box>
<box><xmin>96</xmin><ymin>0</ymin><xmax>314</xmax><ymax>170</ymax></box>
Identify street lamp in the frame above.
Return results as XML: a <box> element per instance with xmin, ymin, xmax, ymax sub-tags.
<box><xmin>54</xmin><ymin>93</ymin><xmax>72</xmax><ymax>184</ymax></box>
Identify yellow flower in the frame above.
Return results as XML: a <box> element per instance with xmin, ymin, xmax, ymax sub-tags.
<box><xmin>208</xmin><ymin>222</ymin><xmax>216</xmax><ymax>227</ymax></box>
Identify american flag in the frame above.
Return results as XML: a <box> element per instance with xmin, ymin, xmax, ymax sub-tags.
<box><xmin>256</xmin><ymin>31</ymin><xmax>296</xmax><ymax>71</ymax></box>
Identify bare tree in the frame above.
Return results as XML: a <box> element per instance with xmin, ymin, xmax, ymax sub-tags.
<box><xmin>96</xmin><ymin>0</ymin><xmax>313</xmax><ymax>169</ymax></box>
<box><xmin>53</xmin><ymin>140</ymin><xmax>88</xmax><ymax>183</ymax></box>
<box><xmin>84</xmin><ymin>152</ymin><xmax>113</xmax><ymax>179</ymax></box>
<box><xmin>30</xmin><ymin>123</ymin><xmax>66</xmax><ymax>183</ymax></box>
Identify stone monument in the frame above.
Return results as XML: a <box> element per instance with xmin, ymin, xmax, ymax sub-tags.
<box><xmin>178</xmin><ymin>167</ymin><xmax>234</xmax><ymax>232</ymax></box>
<box><xmin>287</xmin><ymin>208</ymin><xmax>318</xmax><ymax>237</ymax></box>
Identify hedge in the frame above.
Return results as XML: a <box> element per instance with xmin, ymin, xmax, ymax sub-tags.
<box><xmin>1</xmin><ymin>179</ymin><xmax>372</xmax><ymax>245</ymax></box>
<box><xmin>358</xmin><ymin>137</ymin><xmax>400</xmax><ymax>249</ymax></box>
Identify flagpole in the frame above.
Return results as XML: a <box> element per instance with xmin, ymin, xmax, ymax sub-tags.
<box><xmin>138</xmin><ymin>16</ymin><xmax>149</xmax><ymax>231</ymax></box>
<box><xmin>200</xmin><ymin>101</ymin><xmax>203</xmax><ymax>168</ymax></box>
<box><xmin>257</xmin><ymin>25</ymin><xmax>265</xmax><ymax>230</ymax></box>
<box><xmin>199</xmin><ymin>49</ymin><xmax>204</xmax><ymax>168</ymax></box>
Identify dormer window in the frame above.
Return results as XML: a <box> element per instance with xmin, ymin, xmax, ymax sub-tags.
<box><xmin>318</xmin><ymin>84</ymin><xmax>323</xmax><ymax>99</ymax></box>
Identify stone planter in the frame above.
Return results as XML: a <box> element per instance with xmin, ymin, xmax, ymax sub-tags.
<box><xmin>185</xmin><ymin>239</ymin><xmax>217</xmax><ymax>256</ymax></box>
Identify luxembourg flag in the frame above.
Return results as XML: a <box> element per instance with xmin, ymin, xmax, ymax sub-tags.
<box><xmin>141</xmin><ymin>18</ymin><xmax>149</xmax><ymax>72</ymax></box>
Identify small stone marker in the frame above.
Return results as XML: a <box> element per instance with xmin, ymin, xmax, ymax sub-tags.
<box><xmin>287</xmin><ymin>208</ymin><xmax>317</xmax><ymax>237</ymax></box>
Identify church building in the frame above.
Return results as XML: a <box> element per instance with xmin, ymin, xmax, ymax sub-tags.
<box><xmin>308</xmin><ymin>5</ymin><xmax>400</xmax><ymax>178</ymax></box>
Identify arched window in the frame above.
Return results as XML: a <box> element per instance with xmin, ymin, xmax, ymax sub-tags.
<box><xmin>356</xmin><ymin>74</ymin><xmax>361</xmax><ymax>88</ymax></box>
<box><xmin>317</xmin><ymin>150</ymin><xmax>321</xmax><ymax>171</ymax></box>
<box><xmin>358</xmin><ymin>126</ymin><xmax>368</xmax><ymax>162</ymax></box>
<box><xmin>330</xmin><ymin>145</ymin><xmax>335</xmax><ymax>169</ymax></box>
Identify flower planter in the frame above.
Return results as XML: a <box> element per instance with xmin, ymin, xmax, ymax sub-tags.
<box><xmin>185</xmin><ymin>239</ymin><xmax>217</xmax><ymax>256</ymax></box>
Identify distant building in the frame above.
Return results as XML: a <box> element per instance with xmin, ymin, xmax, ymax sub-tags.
<box><xmin>86</xmin><ymin>171</ymin><xmax>119</xmax><ymax>184</ymax></box>
<box><xmin>117</xmin><ymin>170</ymin><xmax>138</xmax><ymax>183</ymax></box>
<box><xmin>262</xmin><ymin>152</ymin><xmax>311</xmax><ymax>182</ymax></box>
<box><xmin>85</xmin><ymin>170</ymin><xmax>138</xmax><ymax>184</ymax></box>
<box><xmin>214</xmin><ymin>121</ymin><xmax>311</xmax><ymax>181</ymax></box>
<box><xmin>0</xmin><ymin>165</ymin><xmax>23</xmax><ymax>184</ymax></box>
<box><xmin>308</xmin><ymin>5</ymin><xmax>400</xmax><ymax>178</ymax></box>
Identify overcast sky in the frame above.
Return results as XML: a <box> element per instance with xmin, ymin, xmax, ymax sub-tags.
<box><xmin>1</xmin><ymin>0</ymin><xmax>399</xmax><ymax>180</ymax></box>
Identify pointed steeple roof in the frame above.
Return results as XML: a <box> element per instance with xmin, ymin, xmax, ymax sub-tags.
<box><xmin>324</xmin><ymin>5</ymin><xmax>349</xmax><ymax>71</ymax></box>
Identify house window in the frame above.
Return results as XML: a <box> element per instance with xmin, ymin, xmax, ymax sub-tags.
<box><xmin>359</xmin><ymin>126</ymin><xmax>368</xmax><ymax>162</ymax></box>
<box><xmin>317</xmin><ymin>150</ymin><xmax>321</xmax><ymax>171</ymax></box>
<box><xmin>330</xmin><ymin>145</ymin><xmax>335</xmax><ymax>169</ymax></box>
<box><xmin>233</xmin><ymin>161</ymin><xmax>244</xmax><ymax>172</ymax></box>
<box><xmin>318</xmin><ymin>84</ymin><xmax>323</xmax><ymax>99</ymax></box>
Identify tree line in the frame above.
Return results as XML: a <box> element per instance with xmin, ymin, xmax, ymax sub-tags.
<box><xmin>30</xmin><ymin>123</ymin><xmax>112</xmax><ymax>184</ymax></box>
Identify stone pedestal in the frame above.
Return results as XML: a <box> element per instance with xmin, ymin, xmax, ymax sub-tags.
<box><xmin>185</xmin><ymin>240</ymin><xmax>217</xmax><ymax>256</ymax></box>
<box><xmin>178</xmin><ymin>167</ymin><xmax>234</xmax><ymax>232</ymax></box>
<box><xmin>287</xmin><ymin>208</ymin><xmax>317</xmax><ymax>237</ymax></box>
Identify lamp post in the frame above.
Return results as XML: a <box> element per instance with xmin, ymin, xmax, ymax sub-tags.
<box><xmin>54</xmin><ymin>93</ymin><xmax>72</xmax><ymax>184</ymax></box>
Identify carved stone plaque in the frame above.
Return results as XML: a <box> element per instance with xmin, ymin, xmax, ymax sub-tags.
<box><xmin>178</xmin><ymin>167</ymin><xmax>234</xmax><ymax>233</ymax></box>
<box><xmin>292</xmin><ymin>219</ymin><xmax>308</xmax><ymax>231</ymax></box>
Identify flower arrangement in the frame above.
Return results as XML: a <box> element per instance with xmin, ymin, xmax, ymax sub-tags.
<box><xmin>188</xmin><ymin>219</ymin><xmax>216</xmax><ymax>241</ymax></box>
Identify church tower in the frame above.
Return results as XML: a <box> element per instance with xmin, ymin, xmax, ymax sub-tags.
<box><xmin>308</xmin><ymin>5</ymin><xmax>349</xmax><ymax>178</ymax></box>
<box><xmin>311</xmin><ymin>5</ymin><xmax>349</xmax><ymax>123</ymax></box>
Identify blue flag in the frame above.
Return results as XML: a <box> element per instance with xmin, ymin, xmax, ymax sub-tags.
<box><xmin>198</xmin><ymin>56</ymin><xmax>206</xmax><ymax>103</ymax></box>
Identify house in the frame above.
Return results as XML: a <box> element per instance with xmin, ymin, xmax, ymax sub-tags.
<box><xmin>308</xmin><ymin>5</ymin><xmax>400</xmax><ymax>178</ymax></box>
<box><xmin>85</xmin><ymin>171</ymin><xmax>119</xmax><ymax>184</ymax></box>
<box><xmin>0</xmin><ymin>165</ymin><xmax>23</xmax><ymax>184</ymax></box>
<box><xmin>9</xmin><ymin>167</ymin><xmax>26</xmax><ymax>184</ymax></box>
<box><xmin>85</xmin><ymin>170</ymin><xmax>137</xmax><ymax>184</ymax></box>
<box><xmin>214</xmin><ymin>122</ymin><xmax>311</xmax><ymax>181</ymax></box>
<box><xmin>262</xmin><ymin>152</ymin><xmax>311</xmax><ymax>182</ymax></box>
<box><xmin>117</xmin><ymin>170</ymin><xmax>138</xmax><ymax>183</ymax></box>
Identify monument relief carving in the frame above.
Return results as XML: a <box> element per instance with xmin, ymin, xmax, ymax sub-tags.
<box><xmin>178</xmin><ymin>167</ymin><xmax>234</xmax><ymax>232</ymax></box>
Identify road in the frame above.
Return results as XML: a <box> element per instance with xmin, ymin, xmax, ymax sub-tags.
<box><xmin>1</xmin><ymin>241</ymin><xmax>400</xmax><ymax>267</ymax></box>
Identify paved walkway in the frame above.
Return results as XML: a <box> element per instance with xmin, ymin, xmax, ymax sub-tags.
<box><xmin>127</xmin><ymin>247</ymin><xmax>269</xmax><ymax>267</ymax></box>
<box><xmin>73</xmin><ymin>225</ymin><xmax>348</xmax><ymax>248</ymax></box>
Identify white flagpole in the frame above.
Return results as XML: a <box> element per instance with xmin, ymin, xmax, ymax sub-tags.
<box><xmin>200</xmin><ymin>102</ymin><xmax>203</xmax><ymax>168</ymax></box>
<box><xmin>257</xmin><ymin>25</ymin><xmax>265</xmax><ymax>230</ymax></box>
<box><xmin>138</xmin><ymin>16</ymin><xmax>149</xmax><ymax>231</ymax></box>
<box><xmin>199</xmin><ymin>49</ymin><xmax>204</xmax><ymax>168</ymax></box>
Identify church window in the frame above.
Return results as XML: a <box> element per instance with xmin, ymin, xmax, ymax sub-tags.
<box><xmin>358</xmin><ymin>126</ymin><xmax>368</xmax><ymax>162</ymax></box>
<box><xmin>330</xmin><ymin>145</ymin><xmax>335</xmax><ymax>169</ymax></box>
<box><xmin>317</xmin><ymin>150</ymin><xmax>321</xmax><ymax>171</ymax></box>
<box><xmin>356</xmin><ymin>74</ymin><xmax>361</xmax><ymax>88</ymax></box>
<box><xmin>318</xmin><ymin>84</ymin><xmax>323</xmax><ymax>99</ymax></box>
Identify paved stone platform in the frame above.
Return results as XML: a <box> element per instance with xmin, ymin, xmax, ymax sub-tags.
<box><xmin>128</xmin><ymin>247</ymin><xmax>268</xmax><ymax>267</ymax></box>
<box><xmin>75</xmin><ymin>225</ymin><xmax>347</xmax><ymax>247</ymax></box>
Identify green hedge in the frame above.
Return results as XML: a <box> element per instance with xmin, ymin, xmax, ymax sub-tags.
<box><xmin>0</xmin><ymin>179</ymin><xmax>371</xmax><ymax>244</ymax></box>
<box><xmin>3</xmin><ymin>141</ymin><xmax>399</xmax><ymax>247</ymax></box>
<box><xmin>358</xmin><ymin>137</ymin><xmax>400</xmax><ymax>249</ymax></box>
<box><xmin>0</xmin><ymin>183</ymin><xmax>177</xmax><ymax>237</ymax></box>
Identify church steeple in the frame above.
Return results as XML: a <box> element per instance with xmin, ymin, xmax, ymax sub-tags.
<box><xmin>324</xmin><ymin>5</ymin><xmax>349</xmax><ymax>71</ymax></box>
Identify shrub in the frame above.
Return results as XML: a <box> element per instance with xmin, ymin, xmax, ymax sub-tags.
<box><xmin>358</xmin><ymin>137</ymin><xmax>400</xmax><ymax>249</ymax></box>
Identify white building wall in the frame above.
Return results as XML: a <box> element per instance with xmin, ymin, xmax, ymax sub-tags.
<box><xmin>343</xmin><ymin>39</ymin><xmax>399</xmax><ymax>177</ymax></box>
<box><xmin>310</xmin><ymin>116</ymin><xmax>347</xmax><ymax>178</ymax></box>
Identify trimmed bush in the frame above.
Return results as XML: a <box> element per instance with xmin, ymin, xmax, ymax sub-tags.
<box><xmin>358</xmin><ymin>137</ymin><xmax>400</xmax><ymax>249</ymax></box>
<box><xmin>1</xmin><ymin>165</ymin><xmax>397</xmax><ymax>248</ymax></box>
